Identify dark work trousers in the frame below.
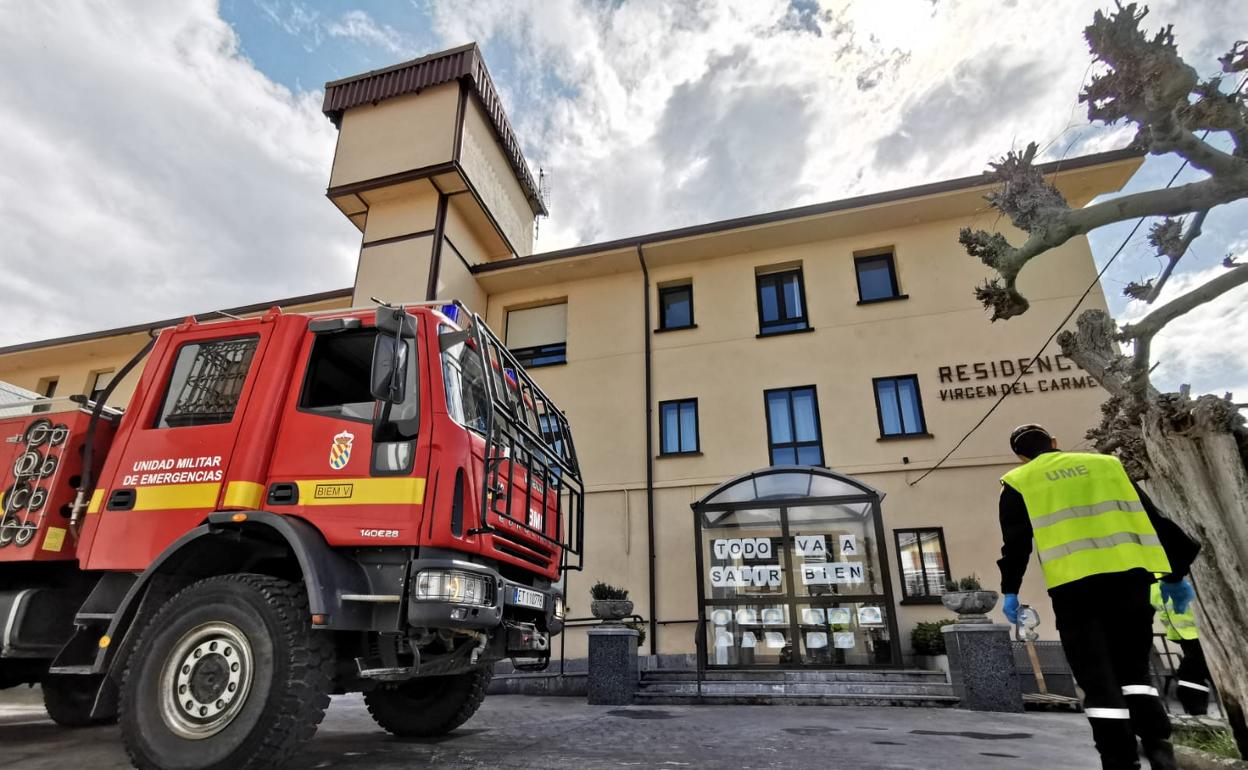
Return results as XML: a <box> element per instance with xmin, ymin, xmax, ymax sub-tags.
<box><xmin>1052</xmin><ymin>574</ymin><xmax>1175</xmax><ymax>770</ymax></box>
<box><xmin>1175</xmin><ymin>638</ymin><xmax>1211</xmax><ymax>715</ymax></box>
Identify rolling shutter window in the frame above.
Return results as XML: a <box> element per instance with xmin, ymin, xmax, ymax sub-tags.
<box><xmin>506</xmin><ymin>303</ymin><xmax>568</xmax><ymax>368</ymax></box>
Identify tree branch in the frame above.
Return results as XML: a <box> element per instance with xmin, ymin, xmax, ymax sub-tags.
<box><xmin>1123</xmin><ymin>263</ymin><xmax>1248</xmax><ymax>343</ymax></box>
<box><xmin>1145</xmin><ymin>209</ymin><xmax>1208</xmax><ymax>303</ymax></box>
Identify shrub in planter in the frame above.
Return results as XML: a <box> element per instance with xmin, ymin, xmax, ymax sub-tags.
<box><xmin>941</xmin><ymin>574</ymin><xmax>999</xmax><ymax>622</ymax></box>
<box><xmin>590</xmin><ymin>582</ymin><xmax>633</xmax><ymax>621</ymax></box>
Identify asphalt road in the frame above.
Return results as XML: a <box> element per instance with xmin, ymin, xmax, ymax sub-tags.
<box><xmin>0</xmin><ymin>690</ymin><xmax>1101</xmax><ymax>769</ymax></box>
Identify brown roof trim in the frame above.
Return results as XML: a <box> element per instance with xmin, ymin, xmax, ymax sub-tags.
<box><xmin>0</xmin><ymin>288</ymin><xmax>353</xmax><ymax>356</ymax></box>
<box><xmin>322</xmin><ymin>43</ymin><xmax>547</xmax><ymax>217</ymax></box>
<box><xmin>472</xmin><ymin>147</ymin><xmax>1144</xmax><ymax>274</ymax></box>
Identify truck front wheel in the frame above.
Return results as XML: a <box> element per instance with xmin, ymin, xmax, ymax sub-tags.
<box><xmin>120</xmin><ymin>574</ymin><xmax>334</xmax><ymax>770</ymax></box>
<box><xmin>364</xmin><ymin>667</ymin><xmax>491</xmax><ymax>737</ymax></box>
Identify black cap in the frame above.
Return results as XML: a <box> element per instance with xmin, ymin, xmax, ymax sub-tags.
<box><xmin>1009</xmin><ymin>423</ymin><xmax>1052</xmax><ymax>458</ymax></box>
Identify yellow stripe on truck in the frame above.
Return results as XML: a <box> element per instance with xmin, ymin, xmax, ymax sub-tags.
<box><xmin>293</xmin><ymin>478</ymin><xmax>426</xmax><ymax>507</ymax></box>
<box><xmin>87</xmin><ymin>489</ymin><xmax>105</xmax><ymax>514</ymax></box>
<box><xmin>133</xmin><ymin>483</ymin><xmax>222</xmax><ymax>511</ymax></box>
<box><xmin>223</xmin><ymin>481</ymin><xmax>265</xmax><ymax>509</ymax></box>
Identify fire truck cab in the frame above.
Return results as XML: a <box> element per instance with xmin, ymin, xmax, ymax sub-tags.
<box><xmin>0</xmin><ymin>301</ymin><xmax>583</xmax><ymax>769</ymax></box>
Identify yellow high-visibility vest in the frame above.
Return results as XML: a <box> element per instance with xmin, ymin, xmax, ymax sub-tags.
<box><xmin>1002</xmin><ymin>452</ymin><xmax>1171</xmax><ymax>589</ymax></box>
<box><xmin>1150</xmin><ymin>581</ymin><xmax>1199</xmax><ymax>641</ymax></box>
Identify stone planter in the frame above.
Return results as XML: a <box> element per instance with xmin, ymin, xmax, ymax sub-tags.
<box><xmin>591</xmin><ymin>599</ymin><xmax>634</xmax><ymax>623</ymax></box>
<box><xmin>941</xmin><ymin>590</ymin><xmax>1000</xmax><ymax>624</ymax></box>
<box><xmin>916</xmin><ymin>653</ymin><xmax>950</xmax><ymax>675</ymax></box>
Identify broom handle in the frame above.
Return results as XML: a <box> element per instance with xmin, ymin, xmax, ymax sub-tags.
<box><xmin>1025</xmin><ymin>639</ymin><xmax>1048</xmax><ymax>695</ymax></box>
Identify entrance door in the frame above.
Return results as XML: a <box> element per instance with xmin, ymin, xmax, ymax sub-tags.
<box><xmin>693</xmin><ymin>467</ymin><xmax>902</xmax><ymax>669</ymax></box>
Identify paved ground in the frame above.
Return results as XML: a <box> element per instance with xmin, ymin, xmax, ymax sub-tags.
<box><xmin>0</xmin><ymin>689</ymin><xmax>1101</xmax><ymax>769</ymax></box>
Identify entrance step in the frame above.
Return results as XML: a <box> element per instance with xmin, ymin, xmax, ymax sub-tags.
<box><xmin>641</xmin><ymin>669</ymin><xmax>946</xmax><ymax>684</ymax></box>
<box><xmin>636</xmin><ymin>668</ymin><xmax>957</xmax><ymax>708</ymax></box>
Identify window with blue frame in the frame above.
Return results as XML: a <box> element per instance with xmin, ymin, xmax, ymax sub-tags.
<box><xmin>755</xmin><ymin>267</ymin><xmax>809</xmax><ymax>335</ymax></box>
<box><xmin>764</xmin><ymin>386</ymin><xmax>824</xmax><ymax>466</ymax></box>
<box><xmin>658</xmin><ymin>284</ymin><xmax>694</xmax><ymax>330</ymax></box>
<box><xmin>854</xmin><ymin>251</ymin><xmax>903</xmax><ymax>303</ymax></box>
<box><xmin>873</xmin><ymin>375</ymin><xmax>928</xmax><ymax>437</ymax></box>
<box><xmin>505</xmin><ymin>302</ymin><xmax>568</xmax><ymax>368</ymax></box>
<box><xmin>659</xmin><ymin>399</ymin><xmax>699</xmax><ymax>455</ymax></box>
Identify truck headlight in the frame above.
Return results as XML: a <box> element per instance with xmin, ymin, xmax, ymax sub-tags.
<box><xmin>414</xmin><ymin>570</ymin><xmax>492</xmax><ymax>606</ymax></box>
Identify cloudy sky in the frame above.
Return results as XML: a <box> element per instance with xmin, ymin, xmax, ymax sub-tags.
<box><xmin>0</xmin><ymin>0</ymin><xmax>1243</xmax><ymax>397</ymax></box>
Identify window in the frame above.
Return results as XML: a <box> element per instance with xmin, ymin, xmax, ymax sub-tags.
<box><xmin>894</xmin><ymin>528</ymin><xmax>951</xmax><ymax>601</ymax></box>
<box><xmin>659</xmin><ymin>399</ymin><xmax>699</xmax><ymax>455</ymax></box>
<box><xmin>155</xmin><ymin>337</ymin><xmax>258</xmax><ymax>428</ymax></box>
<box><xmin>506</xmin><ymin>302</ymin><xmax>567</xmax><ymax>368</ymax></box>
<box><xmin>764</xmin><ymin>386</ymin><xmax>823</xmax><ymax>466</ymax></box>
<box><xmin>300</xmin><ymin>328</ymin><xmax>419</xmax><ymax>432</ymax></box>
<box><xmin>33</xmin><ymin>377</ymin><xmax>58</xmax><ymax>413</ymax></box>
<box><xmin>658</xmin><ymin>284</ymin><xmax>694</xmax><ymax>331</ymax></box>
<box><xmin>854</xmin><ymin>252</ymin><xmax>903</xmax><ymax>303</ymax></box>
<box><xmin>441</xmin><ymin>326</ymin><xmax>490</xmax><ymax>434</ymax></box>
<box><xmin>88</xmin><ymin>370</ymin><xmax>114</xmax><ymax>403</ymax></box>
<box><xmin>873</xmin><ymin>375</ymin><xmax>927</xmax><ymax>438</ymax></box>
<box><xmin>755</xmin><ymin>267</ymin><xmax>809</xmax><ymax>335</ymax></box>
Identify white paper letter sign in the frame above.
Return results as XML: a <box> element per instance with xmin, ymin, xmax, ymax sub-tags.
<box><xmin>795</xmin><ymin>535</ymin><xmax>827</xmax><ymax>557</ymax></box>
<box><xmin>712</xmin><ymin>537</ymin><xmax>773</xmax><ymax>561</ymax></box>
<box><xmin>838</xmin><ymin>534</ymin><xmax>858</xmax><ymax>557</ymax></box>
<box><xmin>799</xmin><ymin>562</ymin><xmax>865</xmax><ymax>585</ymax></box>
<box><xmin>709</xmin><ymin>564</ymin><xmax>782</xmax><ymax>588</ymax></box>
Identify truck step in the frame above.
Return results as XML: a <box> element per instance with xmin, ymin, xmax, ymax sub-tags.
<box><xmin>47</xmin><ymin>665</ymin><xmax>96</xmax><ymax>676</ymax></box>
<box><xmin>74</xmin><ymin>612</ymin><xmax>116</xmax><ymax>623</ymax></box>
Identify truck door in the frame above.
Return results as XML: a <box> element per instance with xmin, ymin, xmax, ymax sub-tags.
<box><xmin>82</xmin><ymin>323</ymin><xmax>271</xmax><ymax>571</ymax></box>
<box><xmin>264</xmin><ymin>321</ymin><xmax>431</xmax><ymax>547</ymax></box>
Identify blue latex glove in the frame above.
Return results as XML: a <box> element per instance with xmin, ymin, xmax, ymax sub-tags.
<box><xmin>1160</xmin><ymin>579</ymin><xmax>1195</xmax><ymax>614</ymax></box>
<box><xmin>1002</xmin><ymin>593</ymin><xmax>1020</xmax><ymax>625</ymax></box>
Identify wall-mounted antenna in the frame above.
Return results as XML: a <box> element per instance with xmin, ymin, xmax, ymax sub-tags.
<box><xmin>535</xmin><ymin>167</ymin><xmax>551</xmax><ymax>240</ymax></box>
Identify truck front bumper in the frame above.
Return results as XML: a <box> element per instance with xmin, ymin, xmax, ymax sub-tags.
<box><xmin>405</xmin><ymin>557</ymin><xmax>563</xmax><ymax>637</ymax></box>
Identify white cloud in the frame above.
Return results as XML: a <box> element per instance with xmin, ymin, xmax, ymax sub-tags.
<box><xmin>0</xmin><ymin>0</ymin><xmax>359</xmax><ymax>346</ymax></box>
<box><xmin>326</xmin><ymin>10</ymin><xmax>415</xmax><ymax>58</ymax></box>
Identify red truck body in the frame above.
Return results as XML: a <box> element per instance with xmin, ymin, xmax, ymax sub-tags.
<box><xmin>0</xmin><ymin>302</ymin><xmax>583</xmax><ymax>768</ymax></box>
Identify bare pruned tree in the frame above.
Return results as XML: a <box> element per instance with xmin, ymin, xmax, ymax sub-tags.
<box><xmin>960</xmin><ymin>2</ymin><xmax>1248</xmax><ymax>753</ymax></box>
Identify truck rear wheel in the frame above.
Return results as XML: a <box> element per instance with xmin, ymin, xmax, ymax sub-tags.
<box><xmin>43</xmin><ymin>675</ymin><xmax>115</xmax><ymax>727</ymax></box>
<box><xmin>364</xmin><ymin>667</ymin><xmax>491</xmax><ymax>737</ymax></box>
<box><xmin>120</xmin><ymin>574</ymin><xmax>334</xmax><ymax>770</ymax></box>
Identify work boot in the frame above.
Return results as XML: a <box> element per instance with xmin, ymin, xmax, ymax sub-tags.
<box><xmin>1142</xmin><ymin>740</ymin><xmax>1178</xmax><ymax>770</ymax></box>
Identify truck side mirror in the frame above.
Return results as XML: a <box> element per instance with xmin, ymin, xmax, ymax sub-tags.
<box><xmin>370</xmin><ymin>333</ymin><xmax>408</xmax><ymax>403</ymax></box>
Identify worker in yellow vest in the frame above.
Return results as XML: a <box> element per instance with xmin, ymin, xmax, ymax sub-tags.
<box><xmin>997</xmin><ymin>424</ymin><xmax>1200</xmax><ymax>770</ymax></box>
<box><xmin>1151</xmin><ymin>578</ymin><xmax>1211</xmax><ymax>715</ymax></box>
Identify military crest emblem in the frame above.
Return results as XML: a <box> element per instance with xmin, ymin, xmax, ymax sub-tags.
<box><xmin>329</xmin><ymin>431</ymin><xmax>354</xmax><ymax>470</ymax></box>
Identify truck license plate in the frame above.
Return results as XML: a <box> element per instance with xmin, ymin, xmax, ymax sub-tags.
<box><xmin>512</xmin><ymin>587</ymin><xmax>545</xmax><ymax>610</ymax></box>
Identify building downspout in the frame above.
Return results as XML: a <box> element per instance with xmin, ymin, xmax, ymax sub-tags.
<box><xmin>637</xmin><ymin>244</ymin><xmax>658</xmax><ymax>655</ymax></box>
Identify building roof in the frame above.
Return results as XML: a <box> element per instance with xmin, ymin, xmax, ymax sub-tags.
<box><xmin>322</xmin><ymin>42</ymin><xmax>547</xmax><ymax>216</ymax></box>
<box><xmin>472</xmin><ymin>146</ymin><xmax>1144</xmax><ymax>274</ymax></box>
<box><xmin>0</xmin><ymin>288</ymin><xmax>353</xmax><ymax>356</ymax></box>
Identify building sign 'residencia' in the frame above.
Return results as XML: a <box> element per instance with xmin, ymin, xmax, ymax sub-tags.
<box><xmin>936</xmin><ymin>354</ymin><xmax>1098</xmax><ymax>401</ymax></box>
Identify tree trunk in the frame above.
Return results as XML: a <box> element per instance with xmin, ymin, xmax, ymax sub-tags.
<box><xmin>1137</xmin><ymin>407</ymin><xmax>1248</xmax><ymax>756</ymax></box>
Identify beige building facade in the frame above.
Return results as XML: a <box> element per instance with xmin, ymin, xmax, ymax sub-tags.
<box><xmin>0</xmin><ymin>44</ymin><xmax>1143</xmax><ymax>666</ymax></box>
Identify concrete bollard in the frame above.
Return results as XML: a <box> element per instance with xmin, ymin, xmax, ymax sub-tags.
<box><xmin>942</xmin><ymin>623</ymin><xmax>1025</xmax><ymax>712</ymax></box>
<box><xmin>587</xmin><ymin>626</ymin><xmax>639</xmax><ymax>705</ymax></box>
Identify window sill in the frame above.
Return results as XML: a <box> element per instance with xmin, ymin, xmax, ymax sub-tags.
<box><xmin>899</xmin><ymin>596</ymin><xmax>945</xmax><ymax>606</ymax></box>
<box><xmin>756</xmin><ymin>326</ymin><xmax>814</xmax><ymax>339</ymax></box>
<box><xmin>522</xmin><ymin>360</ymin><xmax>568</xmax><ymax>369</ymax></box>
<box><xmin>857</xmin><ymin>294</ymin><xmax>909</xmax><ymax>306</ymax></box>
<box><xmin>877</xmin><ymin>432</ymin><xmax>934</xmax><ymax>442</ymax></box>
<box><xmin>657</xmin><ymin>451</ymin><xmax>702</xmax><ymax>459</ymax></box>
<box><xmin>654</xmin><ymin>324</ymin><xmax>697</xmax><ymax>334</ymax></box>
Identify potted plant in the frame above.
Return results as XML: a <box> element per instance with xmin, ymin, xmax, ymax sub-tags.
<box><xmin>940</xmin><ymin>575</ymin><xmax>999</xmax><ymax>623</ymax></box>
<box><xmin>590</xmin><ymin>582</ymin><xmax>634</xmax><ymax>623</ymax></box>
<box><xmin>910</xmin><ymin>619</ymin><xmax>955</xmax><ymax>673</ymax></box>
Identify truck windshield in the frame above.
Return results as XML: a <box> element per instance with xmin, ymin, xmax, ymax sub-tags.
<box><xmin>439</xmin><ymin>324</ymin><xmax>489</xmax><ymax>435</ymax></box>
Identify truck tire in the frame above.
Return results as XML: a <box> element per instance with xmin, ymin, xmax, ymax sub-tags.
<box><xmin>363</xmin><ymin>667</ymin><xmax>492</xmax><ymax>737</ymax></box>
<box><xmin>43</xmin><ymin>675</ymin><xmax>115</xmax><ymax>727</ymax></box>
<box><xmin>120</xmin><ymin>574</ymin><xmax>334</xmax><ymax>770</ymax></box>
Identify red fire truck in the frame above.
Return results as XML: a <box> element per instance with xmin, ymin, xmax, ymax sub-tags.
<box><xmin>0</xmin><ymin>301</ymin><xmax>584</xmax><ymax>769</ymax></box>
